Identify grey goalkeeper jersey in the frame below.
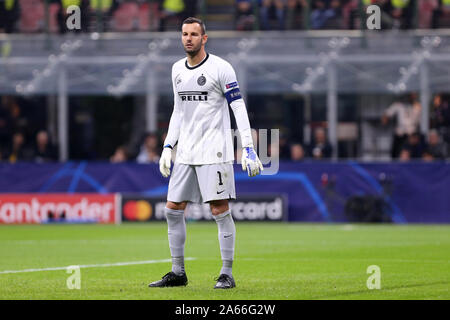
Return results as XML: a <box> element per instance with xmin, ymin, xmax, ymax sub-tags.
<box><xmin>163</xmin><ymin>53</ymin><xmax>253</xmax><ymax>165</ymax></box>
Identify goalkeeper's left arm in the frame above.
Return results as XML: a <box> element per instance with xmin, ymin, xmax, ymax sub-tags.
<box><xmin>230</xmin><ymin>99</ymin><xmax>263</xmax><ymax>177</ymax></box>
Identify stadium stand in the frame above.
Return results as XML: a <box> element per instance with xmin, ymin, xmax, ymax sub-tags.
<box><xmin>0</xmin><ymin>1</ymin><xmax>450</xmax><ymax>162</ymax></box>
<box><xmin>2</xmin><ymin>0</ymin><xmax>450</xmax><ymax>33</ymax></box>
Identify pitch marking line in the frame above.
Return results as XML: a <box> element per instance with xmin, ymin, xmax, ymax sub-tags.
<box><xmin>0</xmin><ymin>257</ymin><xmax>196</xmax><ymax>274</ymax></box>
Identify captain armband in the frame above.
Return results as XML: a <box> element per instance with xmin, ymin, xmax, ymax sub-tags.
<box><xmin>224</xmin><ymin>88</ymin><xmax>242</xmax><ymax>104</ymax></box>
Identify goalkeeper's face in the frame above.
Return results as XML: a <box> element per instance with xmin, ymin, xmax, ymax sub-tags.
<box><xmin>181</xmin><ymin>23</ymin><xmax>207</xmax><ymax>56</ymax></box>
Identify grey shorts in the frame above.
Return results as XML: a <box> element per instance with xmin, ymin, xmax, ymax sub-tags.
<box><xmin>167</xmin><ymin>162</ymin><xmax>236</xmax><ymax>203</ymax></box>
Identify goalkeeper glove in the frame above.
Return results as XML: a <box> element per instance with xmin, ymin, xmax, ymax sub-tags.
<box><xmin>241</xmin><ymin>146</ymin><xmax>263</xmax><ymax>177</ymax></box>
<box><xmin>159</xmin><ymin>145</ymin><xmax>172</xmax><ymax>178</ymax></box>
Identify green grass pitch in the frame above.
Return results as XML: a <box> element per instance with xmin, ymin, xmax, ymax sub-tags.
<box><xmin>0</xmin><ymin>222</ymin><xmax>448</xmax><ymax>300</ymax></box>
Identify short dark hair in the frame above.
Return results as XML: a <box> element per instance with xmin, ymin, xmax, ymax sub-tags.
<box><xmin>182</xmin><ymin>17</ymin><xmax>206</xmax><ymax>35</ymax></box>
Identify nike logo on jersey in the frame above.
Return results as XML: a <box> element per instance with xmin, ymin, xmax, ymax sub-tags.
<box><xmin>174</xmin><ymin>74</ymin><xmax>182</xmax><ymax>86</ymax></box>
<box><xmin>178</xmin><ymin>91</ymin><xmax>208</xmax><ymax>102</ymax></box>
<box><xmin>217</xmin><ymin>190</ymin><xmax>225</xmax><ymax>194</ymax></box>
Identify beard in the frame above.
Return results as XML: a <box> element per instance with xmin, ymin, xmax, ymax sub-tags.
<box><xmin>184</xmin><ymin>42</ymin><xmax>202</xmax><ymax>57</ymax></box>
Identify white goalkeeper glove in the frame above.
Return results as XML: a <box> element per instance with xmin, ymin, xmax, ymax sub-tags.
<box><xmin>159</xmin><ymin>145</ymin><xmax>172</xmax><ymax>178</ymax></box>
<box><xmin>241</xmin><ymin>146</ymin><xmax>263</xmax><ymax>177</ymax></box>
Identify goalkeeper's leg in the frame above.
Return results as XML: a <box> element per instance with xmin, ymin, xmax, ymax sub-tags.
<box><xmin>149</xmin><ymin>201</ymin><xmax>188</xmax><ymax>287</ymax></box>
<box><xmin>165</xmin><ymin>202</ymin><xmax>187</xmax><ymax>276</ymax></box>
<box><xmin>211</xmin><ymin>200</ymin><xmax>236</xmax><ymax>289</ymax></box>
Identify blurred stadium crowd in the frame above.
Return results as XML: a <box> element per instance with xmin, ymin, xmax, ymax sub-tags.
<box><xmin>0</xmin><ymin>93</ymin><xmax>449</xmax><ymax>163</ymax></box>
<box><xmin>0</xmin><ymin>0</ymin><xmax>450</xmax><ymax>33</ymax></box>
<box><xmin>0</xmin><ymin>1</ymin><xmax>449</xmax><ymax>163</ymax></box>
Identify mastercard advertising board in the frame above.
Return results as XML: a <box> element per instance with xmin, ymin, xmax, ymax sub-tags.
<box><xmin>0</xmin><ymin>194</ymin><xmax>120</xmax><ymax>224</ymax></box>
<box><xmin>121</xmin><ymin>194</ymin><xmax>288</xmax><ymax>222</ymax></box>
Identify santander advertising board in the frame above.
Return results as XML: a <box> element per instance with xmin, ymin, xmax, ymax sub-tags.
<box><xmin>0</xmin><ymin>194</ymin><xmax>119</xmax><ymax>224</ymax></box>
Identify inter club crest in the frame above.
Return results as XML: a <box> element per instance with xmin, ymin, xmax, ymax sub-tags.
<box><xmin>197</xmin><ymin>75</ymin><xmax>206</xmax><ymax>86</ymax></box>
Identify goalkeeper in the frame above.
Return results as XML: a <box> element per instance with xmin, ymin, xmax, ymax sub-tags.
<box><xmin>148</xmin><ymin>17</ymin><xmax>263</xmax><ymax>290</ymax></box>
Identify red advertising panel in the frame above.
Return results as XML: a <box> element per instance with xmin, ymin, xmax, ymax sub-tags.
<box><xmin>0</xmin><ymin>194</ymin><xmax>120</xmax><ymax>224</ymax></box>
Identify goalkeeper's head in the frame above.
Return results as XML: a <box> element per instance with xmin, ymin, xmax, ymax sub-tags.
<box><xmin>181</xmin><ymin>17</ymin><xmax>208</xmax><ymax>57</ymax></box>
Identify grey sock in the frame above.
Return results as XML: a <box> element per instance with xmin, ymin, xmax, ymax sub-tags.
<box><xmin>213</xmin><ymin>210</ymin><xmax>235</xmax><ymax>277</ymax></box>
<box><xmin>171</xmin><ymin>256</ymin><xmax>185</xmax><ymax>275</ymax></box>
<box><xmin>165</xmin><ymin>207</ymin><xmax>186</xmax><ymax>275</ymax></box>
<box><xmin>221</xmin><ymin>259</ymin><xmax>233</xmax><ymax>278</ymax></box>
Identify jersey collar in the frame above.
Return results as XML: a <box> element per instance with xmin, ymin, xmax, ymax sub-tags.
<box><xmin>185</xmin><ymin>53</ymin><xmax>209</xmax><ymax>70</ymax></box>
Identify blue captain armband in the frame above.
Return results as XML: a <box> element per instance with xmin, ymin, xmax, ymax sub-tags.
<box><xmin>224</xmin><ymin>88</ymin><xmax>242</xmax><ymax>104</ymax></box>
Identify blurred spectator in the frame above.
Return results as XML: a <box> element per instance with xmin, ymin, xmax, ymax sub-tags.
<box><xmin>33</xmin><ymin>130</ymin><xmax>58</xmax><ymax>162</ymax></box>
<box><xmin>422</xmin><ymin>149</ymin><xmax>434</xmax><ymax>161</ymax></box>
<box><xmin>0</xmin><ymin>0</ymin><xmax>20</xmax><ymax>33</ymax></box>
<box><xmin>401</xmin><ymin>131</ymin><xmax>425</xmax><ymax>158</ymax></box>
<box><xmin>0</xmin><ymin>96</ymin><xmax>45</xmax><ymax>160</ymax></box>
<box><xmin>7</xmin><ymin>131</ymin><xmax>34</xmax><ymax>163</ymax></box>
<box><xmin>87</xmin><ymin>0</ymin><xmax>120</xmax><ymax>32</ymax></box>
<box><xmin>136</xmin><ymin>132</ymin><xmax>160</xmax><ymax>163</ymax></box>
<box><xmin>286</xmin><ymin>0</ymin><xmax>307</xmax><ymax>30</ymax></box>
<box><xmin>310</xmin><ymin>0</ymin><xmax>342</xmax><ymax>29</ymax></box>
<box><xmin>426</xmin><ymin>129</ymin><xmax>447</xmax><ymax>159</ymax></box>
<box><xmin>0</xmin><ymin>96</ymin><xmax>28</xmax><ymax>134</ymax></box>
<box><xmin>308</xmin><ymin>127</ymin><xmax>332</xmax><ymax>159</ymax></box>
<box><xmin>235</xmin><ymin>0</ymin><xmax>257</xmax><ymax>31</ymax></box>
<box><xmin>260</xmin><ymin>0</ymin><xmax>285</xmax><ymax>30</ymax></box>
<box><xmin>398</xmin><ymin>147</ymin><xmax>411</xmax><ymax>161</ymax></box>
<box><xmin>430</xmin><ymin>93</ymin><xmax>450</xmax><ymax>145</ymax></box>
<box><xmin>290</xmin><ymin>143</ymin><xmax>305</xmax><ymax>161</ymax></box>
<box><xmin>278</xmin><ymin>132</ymin><xmax>291</xmax><ymax>159</ymax></box>
<box><xmin>342</xmin><ymin>0</ymin><xmax>367</xmax><ymax>29</ymax></box>
<box><xmin>110</xmin><ymin>0</ymin><xmax>139</xmax><ymax>31</ymax></box>
<box><xmin>110</xmin><ymin>145</ymin><xmax>129</xmax><ymax>163</ymax></box>
<box><xmin>328</xmin><ymin>0</ymin><xmax>342</xmax><ymax>27</ymax></box>
<box><xmin>388</xmin><ymin>0</ymin><xmax>413</xmax><ymax>29</ymax></box>
<box><xmin>90</xmin><ymin>0</ymin><xmax>118</xmax><ymax>13</ymax></box>
<box><xmin>432</xmin><ymin>0</ymin><xmax>450</xmax><ymax>28</ymax></box>
<box><xmin>341</xmin><ymin>0</ymin><xmax>356</xmax><ymax>29</ymax></box>
<box><xmin>17</xmin><ymin>0</ymin><xmax>45</xmax><ymax>33</ymax></box>
<box><xmin>158</xmin><ymin>0</ymin><xmax>185</xmax><ymax>31</ymax></box>
<box><xmin>139</xmin><ymin>0</ymin><xmax>161</xmax><ymax>31</ymax></box>
<box><xmin>381</xmin><ymin>94</ymin><xmax>421</xmax><ymax>158</ymax></box>
<box><xmin>419</xmin><ymin>0</ymin><xmax>439</xmax><ymax>28</ymax></box>
<box><xmin>110</xmin><ymin>0</ymin><xmax>163</xmax><ymax>32</ymax></box>
<box><xmin>8</xmin><ymin>96</ymin><xmax>23</xmax><ymax>130</ymax></box>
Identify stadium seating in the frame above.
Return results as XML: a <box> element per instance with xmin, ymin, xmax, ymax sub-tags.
<box><xmin>204</xmin><ymin>0</ymin><xmax>235</xmax><ymax>31</ymax></box>
<box><xmin>10</xmin><ymin>0</ymin><xmax>450</xmax><ymax>33</ymax></box>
